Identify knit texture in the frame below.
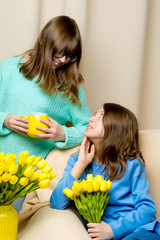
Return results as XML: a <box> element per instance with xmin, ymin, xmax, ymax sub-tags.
<box><xmin>0</xmin><ymin>56</ymin><xmax>91</xmax><ymax>159</ymax></box>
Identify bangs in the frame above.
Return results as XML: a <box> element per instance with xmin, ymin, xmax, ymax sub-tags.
<box><xmin>54</xmin><ymin>17</ymin><xmax>81</xmax><ymax>57</ymax></box>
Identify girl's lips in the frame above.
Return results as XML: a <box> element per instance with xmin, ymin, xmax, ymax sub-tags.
<box><xmin>87</xmin><ymin>125</ymin><xmax>93</xmax><ymax>129</ymax></box>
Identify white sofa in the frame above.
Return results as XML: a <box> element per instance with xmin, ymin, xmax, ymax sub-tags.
<box><xmin>17</xmin><ymin>130</ymin><xmax>160</xmax><ymax>240</ymax></box>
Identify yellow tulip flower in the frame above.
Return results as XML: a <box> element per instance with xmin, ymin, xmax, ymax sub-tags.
<box><xmin>0</xmin><ymin>176</ymin><xmax>2</xmax><ymax>184</ymax></box>
<box><xmin>81</xmin><ymin>179</ymin><xmax>87</xmax><ymax>192</ymax></box>
<box><xmin>0</xmin><ymin>164</ymin><xmax>4</xmax><ymax>175</ymax></box>
<box><xmin>63</xmin><ymin>188</ymin><xmax>75</xmax><ymax>199</ymax></box>
<box><xmin>39</xmin><ymin>179</ymin><xmax>51</xmax><ymax>189</ymax></box>
<box><xmin>95</xmin><ymin>175</ymin><xmax>104</xmax><ymax>186</ymax></box>
<box><xmin>73</xmin><ymin>181</ymin><xmax>82</xmax><ymax>194</ymax></box>
<box><xmin>26</xmin><ymin>155</ymin><xmax>36</xmax><ymax>165</ymax></box>
<box><xmin>106</xmin><ymin>180</ymin><xmax>112</xmax><ymax>191</ymax></box>
<box><xmin>9</xmin><ymin>175</ymin><xmax>18</xmax><ymax>185</ymax></box>
<box><xmin>24</xmin><ymin>166</ymin><xmax>34</xmax><ymax>178</ymax></box>
<box><xmin>4</xmin><ymin>153</ymin><xmax>16</xmax><ymax>165</ymax></box>
<box><xmin>4</xmin><ymin>164</ymin><xmax>9</xmax><ymax>173</ymax></box>
<box><xmin>17</xmin><ymin>151</ymin><xmax>29</xmax><ymax>165</ymax></box>
<box><xmin>87</xmin><ymin>174</ymin><xmax>94</xmax><ymax>182</ymax></box>
<box><xmin>2</xmin><ymin>173</ymin><xmax>12</xmax><ymax>182</ymax></box>
<box><xmin>38</xmin><ymin>173</ymin><xmax>48</xmax><ymax>181</ymax></box>
<box><xmin>100</xmin><ymin>180</ymin><xmax>108</xmax><ymax>192</ymax></box>
<box><xmin>41</xmin><ymin>165</ymin><xmax>53</xmax><ymax>174</ymax></box>
<box><xmin>93</xmin><ymin>179</ymin><xmax>100</xmax><ymax>192</ymax></box>
<box><xmin>29</xmin><ymin>172</ymin><xmax>40</xmax><ymax>181</ymax></box>
<box><xmin>86</xmin><ymin>181</ymin><xmax>93</xmax><ymax>193</ymax></box>
<box><xmin>0</xmin><ymin>152</ymin><xmax>4</xmax><ymax>162</ymax></box>
<box><xmin>36</xmin><ymin>159</ymin><xmax>47</xmax><ymax>170</ymax></box>
<box><xmin>32</xmin><ymin>156</ymin><xmax>41</xmax><ymax>166</ymax></box>
<box><xmin>19</xmin><ymin>177</ymin><xmax>29</xmax><ymax>186</ymax></box>
<box><xmin>48</xmin><ymin>171</ymin><xmax>56</xmax><ymax>180</ymax></box>
<box><xmin>72</xmin><ymin>185</ymin><xmax>80</xmax><ymax>196</ymax></box>
<box><xmin>9</xmin><ymin>164</ymin><xmax>18</xmax><ymax>174</ymax></box>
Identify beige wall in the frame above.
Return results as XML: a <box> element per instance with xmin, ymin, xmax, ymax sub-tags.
<box><xmin>0</xmin><ymin>0</ymin><xmax>160</xmax><ymax>130</ymax></box>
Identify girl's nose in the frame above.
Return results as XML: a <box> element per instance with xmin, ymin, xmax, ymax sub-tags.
<box><xmin>59</xmin><ymin>56</ymin><xmax>66</xmax><ymax>63</ymax></box>
<box><xmin>89</xmin><ymin>116</ymin><xmax>94</xmax><ymax>122</ymax></box>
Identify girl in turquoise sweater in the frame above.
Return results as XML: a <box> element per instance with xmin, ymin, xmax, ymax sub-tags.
<box><xmin>0</xmin><ymin>15</ymin><xmax>91</xmax><ymax>158</ymax></box>
<box><xmin>0</xmin><ymin>16</ymin><xmax>91</xmax><ymax>212</ymax></box>
<box><xmin>51</xmin><ymin>103</ymin><xmax>160</xmax><ymax>240</ymax></box>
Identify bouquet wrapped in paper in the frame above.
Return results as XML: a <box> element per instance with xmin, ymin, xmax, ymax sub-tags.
<box><xmin>0</xmin><ymin>151</ymin><xmax>56</xmax><ymax>206</ymax></box>
<box><xmin>63</xmin><ymin>174</ymin><xmax>112</xmax><ymax>223</ymax></box>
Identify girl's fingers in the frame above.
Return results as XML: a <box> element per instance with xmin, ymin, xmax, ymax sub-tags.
<box><xmin>14</xmin><ymin>126</ymin><xmax>28</xmax><ymax>134</ymax></box>
<box><xmin>40</xmin><ymin>119</ymin><xmax>52</xmax><ymax>127</ymax></box>
<box><xmin>85</xmin><ymin>140</ymin><xmax>90</xmax><ymax>153</ymax></box>
<box><xmin>87</xmin><ymin>223</ymin><xmax>98</xmax><ymax>228</ymax></box>
<box><xmin>16</xmin><ymin>122</ymin><xmax>29</xmax><ymax>128</ymax></box>
<box><xmin>90</xmin><ymin>144</ymin><xmax>95</xmax><ymax>155</ymax></box>
<box><xmin>17</xmin><ymin>116</ymin><xmax>29</xmax><ymax>123</ymax></box>
<box><xmin>36</xmin><ymin>126</ymin><xmax>50</xmax><ymax>132</ymax></box>
<box><xmin>81</xmin><ymin>135</ymin><xmax>87</xmax><ymax>145</ymax></box>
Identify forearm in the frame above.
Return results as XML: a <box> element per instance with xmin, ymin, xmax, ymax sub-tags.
<box><xmin>109</xmin><ymin>205</ymin><xmax>156</xmax><ymax>239</ymax></box>
<box><xmin>71</xmin><ymin>160</ymin><xmax>87</xmax><ymax>179</ymax></box>
<box><xmin>50</xmin><ymin>172</ymin><xmax>76</xmax><ymax>210</ymax></box>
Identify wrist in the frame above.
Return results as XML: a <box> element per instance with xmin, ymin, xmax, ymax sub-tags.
<box><xmin>71</xmin><ymin>160</ymin><xmax>87</xmax><ymax>179</ymax></box>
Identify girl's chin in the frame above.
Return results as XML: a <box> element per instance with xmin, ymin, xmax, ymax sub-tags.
<box><xmin>84</xmin><ymin>133</ymin><xmax>92</xmax><ymax>141</ymax></box>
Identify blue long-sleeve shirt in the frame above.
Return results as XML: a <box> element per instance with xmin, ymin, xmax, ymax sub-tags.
<box><xmin>50</xmin><ymin>153</ymin><xmax>160</xmax><ymax>240</ymax></box>
<box><xmin>0</xmin><ymin>57</ymin><xmax>91</xmax><ymax>159</ymax></box>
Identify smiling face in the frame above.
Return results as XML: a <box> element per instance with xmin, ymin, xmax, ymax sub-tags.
<box><xmin>52</xmin><ymin>54</ymin><xmax>70</xmax><ymax>69</ymax></box>
<box><xmin>85</xmin><ymin>107</ymin><xmax>105</xmax><ymax>145</ymax></box>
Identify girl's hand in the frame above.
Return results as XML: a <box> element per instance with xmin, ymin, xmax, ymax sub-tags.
<box><xmin>78</xmin><ymin>135</ymin><xmax>95</xmax><ymax>167</ymax></box>
<box><xmin>87</xmin><ymin>221</ymin><xmax>114</xmax><ymax>240</ymax></box>
<box><xmin>35</xmin><ymin>117</ymin><xmax>65</xmax><ymax>141</ymax></box>
<box><xmin>4</xmin><ymin>114</ymin><xmax>29</xmax><ymax>134</ymax></box>
<box><xmin>71</xmin><ymin>136</ymin><xmax>95</xmax><ymax>179</ymax></box>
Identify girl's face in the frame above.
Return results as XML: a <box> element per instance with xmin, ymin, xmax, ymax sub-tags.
<box><xmin>52</xmin><ymin>53</ymin><xmax>70</xmax><ymax>69</ymax></box>
<box><xmin>52</xmin><ymin>51</ymin><xmax>77</xmax><ymax>69</ymax></box>
<box><xmin>85</xmin><ymin>107</ymin><xmax>105</xmax><ymax>145</ymax></box>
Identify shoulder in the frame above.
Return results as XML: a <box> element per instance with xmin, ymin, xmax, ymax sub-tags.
<box><xmin>126</xmin><ymin>157</ymin><xmax>145</xmax><ymax>177</ymax></box>
<box><xmin>0</xmin><ymin>56</ymin><xmax>22</xmax><ymax>71</ymax></box>
<box><xmin>78</xmin><ymin>84</ymin><xmax>86</xmax><ymax>98</ymax></box>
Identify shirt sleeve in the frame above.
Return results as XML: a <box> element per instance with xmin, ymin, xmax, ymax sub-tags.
<box><xmin>109</xmin><ymin>160</ymin><xmax>157</xmax><ymax>240</ymax></box>
<box><xmin>0</xmin><ymin>61</ymin><xmax>12</xmax><ymax>135</ymax></box>
<box><xmin>50</xmin><ymin>154</ymin><xmax>78</xmax><ymax>209</ymax></box>
<box><xmin>54</xmin><ymin>85</ymin><xmax>91</xmax><ymax>148</ymax></box>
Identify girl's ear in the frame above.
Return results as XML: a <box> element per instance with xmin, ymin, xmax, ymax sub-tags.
<box><xmin>39</xmin><ymin>32</ymin><xmax>43</xmax><ymax>44</ymax></box>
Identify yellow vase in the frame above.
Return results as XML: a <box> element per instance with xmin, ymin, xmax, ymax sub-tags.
<box><xmin>0</xmin><ymin>204</ymin><xmax>18</xmax><ymax>240</ymax></box>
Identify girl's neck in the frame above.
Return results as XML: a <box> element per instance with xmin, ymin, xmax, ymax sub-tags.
<box><xmin>93</xmin><ymin>148</ymin><xmax>102</xmax><ymax>164</ymax></box>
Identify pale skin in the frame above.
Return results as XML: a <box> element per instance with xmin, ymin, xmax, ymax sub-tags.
<box><xmin>71</xmin><ymin>108</ymin><xmax>114</xmax><ymax>240</ymax></box>
<box><xmin>3</xmin><ymin>54</ymin><xmax>72</xmax><ymax>142</ymax></box>
<box><xmin>4</xmin><ymin>115</ymin><xmax>65</xmax><ymax>141</ymax></box>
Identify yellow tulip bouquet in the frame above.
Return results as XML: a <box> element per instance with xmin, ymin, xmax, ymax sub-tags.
<box><xmin>0</xmin><ymin>151</ymin><xmax>56</xmax><ymax>206</ymax></box>
<box><xmin>63</xmin><ymin>174</ymin><xmax>112</xmax><ymax>223</ymax></box>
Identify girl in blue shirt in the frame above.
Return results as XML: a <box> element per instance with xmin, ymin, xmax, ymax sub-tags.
<box><xmin>50</xmin><ymin>103</ymin><xmax>160</xmax><ymax>240</ymax></box>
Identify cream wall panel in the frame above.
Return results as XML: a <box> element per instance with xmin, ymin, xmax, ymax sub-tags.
<box><xmin>64</xmin><ymin>0</ymin><xmax>88</xmax><ymax>42</ymax></box>
<box><xmin>39</xmin><ymin>0</ymin><xmax>65</xmax><ymax>30</ymax></box>
<box><xmin>139</xmin><ymin>0</ymin><xmax>160</xmax><ymax>129</ymax></box>
<box><xmin>81</xmin><ymin>0</ymin><xmax>148</xmax><ymax>119</ymax></box>
<box><xmin>0</xmin><ymin>0</ymin><xmax>39</xmax><ymax>61</ymax></box>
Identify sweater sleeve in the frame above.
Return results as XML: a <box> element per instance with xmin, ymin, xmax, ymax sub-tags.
<box><xmin>0</xmin><ymin>60</ymin><xmax>12</xmax><ymax>135</ymax></box>
<box><xmin>109</xmin><ymin>160</ymin><xmax>157</xmax><ymax>240</ymax></box>
<box><xmin>54</xmin><ymin>85</ymin><xmax>91</xmax><ymax>148</ymax></box>
<box><xmin>50</xmin><ymin>154</ymin><xmax>78</xmax><ymax>209</ymax></box>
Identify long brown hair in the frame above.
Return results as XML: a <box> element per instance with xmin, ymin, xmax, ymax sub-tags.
<box><xmin>19</xmin><ymin>16</ymin><xmax>83</xmax><ymax>105</ymax></box>
<box><xmin>99</xmin><ymin>103</ymin><xmax>144</xmax><ymax>181</ymax></box>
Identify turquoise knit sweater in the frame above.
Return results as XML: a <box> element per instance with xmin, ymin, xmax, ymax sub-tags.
<box><xmin>0</xmin><ymin>56</ymin><xmax>91</xmax><ymax>159</ymax></box>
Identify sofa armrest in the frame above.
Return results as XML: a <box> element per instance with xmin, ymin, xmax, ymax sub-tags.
<box><xmin>19</xmin><ymin>145</ymin><xmax>80</xmax><ymax>224</ymax></box>
<box><xmin>17</xmin><ymin>206</ymin><xmax>91</xmax><ymax>240</ymax></box>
